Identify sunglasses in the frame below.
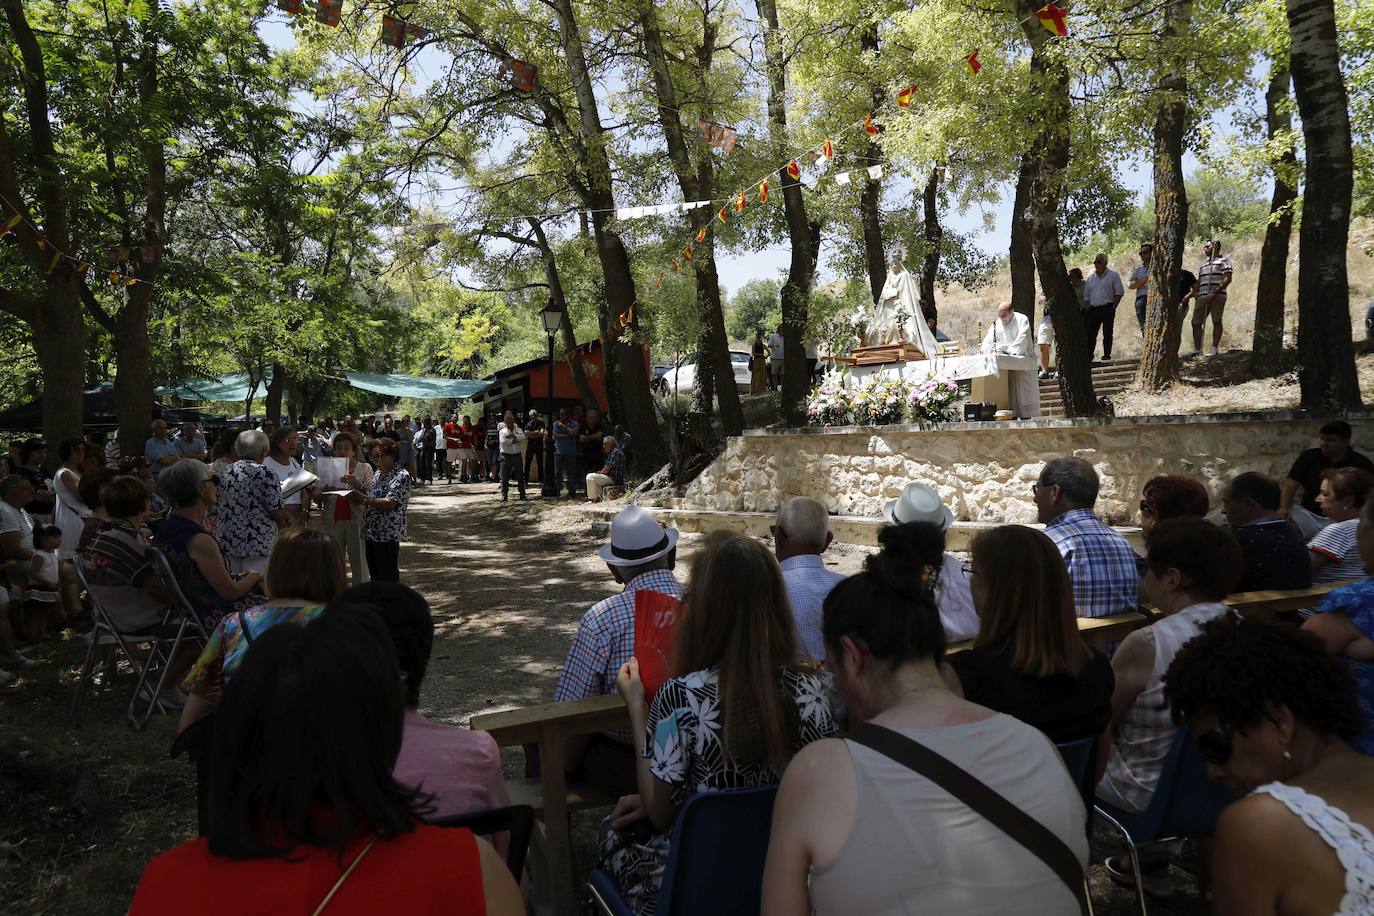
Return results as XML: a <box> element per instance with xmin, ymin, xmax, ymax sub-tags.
<box><xmin>1195</xmin><ymin>724</ymin><xmax>1235</xmax><ymax>766</ymax></box>
<box><xmin>1139</xmin><ymin>500</ymin><xmax>1155</xmax><ymax>515</ymax></box>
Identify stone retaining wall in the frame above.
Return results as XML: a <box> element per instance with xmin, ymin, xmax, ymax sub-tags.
<box><xmin>678</xmin><ymin>411</ymin><xmax>1374</xmax><ymax>525</ymax></box>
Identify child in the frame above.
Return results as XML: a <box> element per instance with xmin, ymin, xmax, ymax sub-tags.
<box><xmin>26</xmin><ymin>525</ymin><xmax>65</xmax><ymax>639</ymax></box>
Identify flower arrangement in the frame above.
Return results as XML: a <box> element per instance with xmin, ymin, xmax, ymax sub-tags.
<box><xmin>806</xmin><ymin>373</ymin><xmax>853</xmax><ymax>427</ymax></box>
<box><xmin>851</xmin><ymin>375</ymin><xmax>909</xmax><ymax>426</ymax></box>
<box><xmin>907</xmin><ymin>373</ymin><xmax>961</xmax><ymax>426</ymax></box>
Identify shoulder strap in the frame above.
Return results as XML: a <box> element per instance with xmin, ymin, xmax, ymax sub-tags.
<box><xmin>848</xmin><ymin>722</ymin><xmax>1089</xmax><ymax>916</ymax></box>
<box><xmin>311</xmin><ymin>835</ymin><xmax>377</xmax><ymax>916</ymax></box>
<box><xmin>237</xmin><ymin>608</ymin><xmax>256</xmax><ymax>645</ymax></box>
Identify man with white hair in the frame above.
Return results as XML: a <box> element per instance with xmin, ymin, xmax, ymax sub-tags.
<box><xmin>215</xmin><ymin>429</ymin><xmax>294</xmax><ymax>575</ymax></box>
<box><xmin>773</xmin><ymin>497</ymin><xmax>844</xmax><ymax>662</ymax></box>
<box><xmin>980</xmin><ymin>301</ymin><xmax>1039</xmax><ymax>418</ymax></box>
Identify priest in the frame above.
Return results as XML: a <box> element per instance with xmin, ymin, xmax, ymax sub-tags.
<box><xmin>980</xmin><ymin>301</ymin><xmax>1040</xmax><ymax>418</ymax></box>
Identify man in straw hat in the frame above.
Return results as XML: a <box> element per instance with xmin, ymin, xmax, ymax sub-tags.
<box><xmin>883</xmin><ymin>482</ymin><xmax>978</xmax><ymax>642</ymax></box>
<box><xmin>553</xmin><ymin>505</ymin><xmax>684</xmax><ymax>794</ymax></box>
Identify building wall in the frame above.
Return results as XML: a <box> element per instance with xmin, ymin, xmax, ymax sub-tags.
<box><xmin>679</xmin><ymin>411</ymin><xmax>1374</xmax><ymax>525</ymax></box>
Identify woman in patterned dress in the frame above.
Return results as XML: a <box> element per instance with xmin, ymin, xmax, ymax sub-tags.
<box><xmin>356</xmin><ymin>438</ymin><xmax>413</xmax><ymax>583</ymax></box>
<box><xmin>600</xmin><ymin>530</ymin><xmax>837</xmax><ymax>914</ymax></box>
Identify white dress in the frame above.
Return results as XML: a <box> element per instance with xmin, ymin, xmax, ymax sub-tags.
<box><xmin>51</xmin><ymin>467</ymin><xmax>89</xmax><ymax>560</ymax></box>
<box><xmin>868</xmin><ymin>267</ymin><xmax>941</xmax><ymax>359</ymax></box>
<box><xmin>1251</xmin><ymin>782</ymin><xmax>1374</xmax><ymax>914</ymax></box>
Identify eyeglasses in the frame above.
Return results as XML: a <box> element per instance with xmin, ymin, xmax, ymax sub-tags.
<box><xmin>1195</xmin><ymin>724</ymin><xmax>1235</xmax><ymax>766</ymax></box>
<box><xmin>1139</xmin><ymin>500</ymin><xmax>1156</xmax><ymax>515</ymax></box>
<box><xmin>961</xmin><ymin>563</ymin><xmax>978</xmax><ymax>578</ymax></box>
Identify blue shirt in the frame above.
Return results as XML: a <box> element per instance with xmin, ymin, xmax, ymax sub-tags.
<box><xmin>144</xmin><ymin>436</ymin><xmax>179</xmax><ymax>475</ymax></box>
<box><xmin>175</xmin><ymin>436</ymin><xmax>206</xmax><ymax>458</ymax></box>
<box><xmin>554</xmin><ymin>420</ymin><xmax>579</xmax><ymax>456</ymax></box>
<box><xmin>1044</xmin><ymin>508</ymin><xmax>1140</xmax><ymax>618</ymax></box>
<box><xmin>780</xmin><ymin>554</ymin><xmax>846</xmax><ymax>661</ymax></box>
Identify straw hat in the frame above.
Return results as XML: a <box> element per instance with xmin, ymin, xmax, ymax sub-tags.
<box><xmin>883</xmin><ymin>482</ymin><xmax>954</xmax><ymax>530</ymax></box>
<box><xmin>597</xmin><ymin>505</ymin><xmax>679</xmax><ymax>566</ymax></box>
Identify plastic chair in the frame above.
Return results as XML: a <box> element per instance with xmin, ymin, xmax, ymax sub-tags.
<box><xmin>1093</xmin><ymin>729</ymin><xmax>1235</xmax><ymax>915</ymax></box>
<box><xmin>430</xmin><ymin>805</ymin><xmax>536</xmax><ymax>880</ymax></box>
<box><xmin>1057</xmin><ymin>735</ymin><xmax>1099</xmax><ymax>839</ymax></box>
<box><xmin>587</xmin><ymin>785</ymin><xmax>778</xmax><ymax>916</ymax></box>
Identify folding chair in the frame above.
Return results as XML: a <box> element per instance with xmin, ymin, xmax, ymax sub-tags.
<box><xmin>587</xmin><ymin>786</ymin><xmax>778</xmax><ymax>916</ymax></box>
<box><xmin>1094</xmin><ymin>729</ymin><xmax>1235</xmax><ymax>916</ymax></box>
<box><xmin>1057</xmin><ymin>735</ymin><xmax>1100</xmax><ymax>840</ymax></box>
<box><xmin>431</xmin><ymin>804</ymin><xmax>536</xmax><ymax>880</ymax></box>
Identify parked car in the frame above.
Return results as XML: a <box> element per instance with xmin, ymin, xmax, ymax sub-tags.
<box><xmin>661</xmin><ymin>350</ymin><xmax>752</xmax><ymax>395</ymax></box>
<box><xmin>650</xmin><ymin>364</ymin><xmax>673</xmax><ymax>394</ymax></box>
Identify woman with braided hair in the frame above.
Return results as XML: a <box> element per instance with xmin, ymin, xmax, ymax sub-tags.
<box><xmin>1163</xmin><ymin>615</ymin><xmax>1374</xmax><ymax>915</ymax></box>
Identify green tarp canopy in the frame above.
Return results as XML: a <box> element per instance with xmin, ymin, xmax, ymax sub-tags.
<box><xmin>158</xmin><ymin>370</ymin><xmax>488</xmax><ymax>403</ymax></box>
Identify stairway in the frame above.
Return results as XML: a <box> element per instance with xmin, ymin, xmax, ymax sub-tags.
<box><xmin>1039</xmin><ymin>358</ymin><xmax>1138</xmax><ymax>418</ymax></box>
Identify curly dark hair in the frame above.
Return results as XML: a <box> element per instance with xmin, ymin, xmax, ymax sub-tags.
<box><xmin>330</xmin><ymin>582</ymin><xmax>434</xmax><ymax>708</ymax></box>
<box><xmin>1142</xmin><ymin>475</ymin><xmax>1209</xmax><ymax>520</ymax></box>
<box><xmin>1163</xmin><ymin>615</ymin><xmax>1365</xmax><ymax>741</ymax></box>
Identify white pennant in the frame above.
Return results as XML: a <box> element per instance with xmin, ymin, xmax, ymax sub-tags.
<box><xmin>834</xmin><ymin>171</ymin><xmax>851</xmax><ymax>186</ymax></box>
<box><xmin>867</xmin><ymin>165</ymin><xmax>884</xmax><ymax>180</ymax></box>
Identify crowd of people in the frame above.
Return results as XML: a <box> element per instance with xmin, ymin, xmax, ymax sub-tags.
<box><xmin>7</xmin><ymin>405</ymin><xmax>1374</xmax><ymax>914</ymax></box>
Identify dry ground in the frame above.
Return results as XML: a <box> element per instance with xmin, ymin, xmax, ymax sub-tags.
<box><xmin>2</xmin><ymin>483</ymin><xmax>1205</xmax><ymax>914</ymax></box>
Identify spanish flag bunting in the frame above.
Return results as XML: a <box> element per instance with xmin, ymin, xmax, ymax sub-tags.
<box><xmin>696</xmin><ymin>226</ymin><xmax>707</xmax><ymax>243</ymax></box>
<box><xmin>620</xmin><ymin>306</ymin><xmax>634</xmax><ymax>326</ymax></box>
<box><xmin>1037</xmin><ymin>2</ymin><xmax>1069</xmax><ymax>37</ymax></box>
<box><xmin>35</xmin><ymin>233</ymin><xmax>46</xmax><ymax>250</ymax></box>
<box><xmin>315</xmin><ymin>0</ymin><xmax>342</xmax><ymax>27</ymax></box>
<box><xmin>656</xmin><ymin>273</ymin><xmax>664</xmax><ymax>289</ymax></box>
<box><xmin>672</xmin><ymin>259</ymin><xmax>680</xmax><ymax>272</ymax></box>
<box><xmin>46</xmin><ymin>252</ymin><xmax>61</xmax><ymax>275</ymax></box>
<box><xmin>864</xmin><ymin>113</ymin><xmax>879</xmax><ymax>136</ymax></box>
<box><xmin>717</xmin><ymin>206</ymin><xmax>728</xmax><ymax>224</ymax></box>
<box><xmin>276</xmin><ymin>0</ymin><xmax>302</xmax><ymax>13</ymax></box>
<box><xmin>125</xmin><ymin>277</ymin><xmax>138</xmax><ymax>286</ymax></box>
<box><xmin>759</xmin><ymin>179</ymin><xmax>769</xmax><ymax>204</ymax></box>
<box><xmin>0</xmin><ymin>214</ymin><xmax>20</xmax><ymax>236</ymax></box>
<box><xmin>823</xmin><ymin>138</ymin><xmax>834</xmax><ymax>160</ymax></box>
<box><xmin>734</xmin><ymin>191</ymin><xmax>747</xmax><ymax>213</ymax></box>
<box><xmin>965</xmin><ymin>49</ymin><xmax>981</xmax><ymax>75</ymax></box>
<box><xmin>76</xmin><ymin>261</ymin><xmax>90</xmax><ymax>273</ymax></box>
<box><xmin>684</xmin><ymin>244</ymin><xmax>693</xmax><ymax>261</ymax></box>
<box><xmin>786</xmin><ymin>160</ymin><xmax>801</xmax><ymax>181</ymax></box>
<box><xmin>895</xmin><ymin>85</ymin><xmax>917</xmax><ymax>108</ymax></box>
<box><xmin>108</xmin><ymin>271</ymin><xmax>121</xmax><ymax>285</ymax></box>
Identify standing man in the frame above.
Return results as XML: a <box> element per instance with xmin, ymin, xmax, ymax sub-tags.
<box><xmin>1082</xmin><ymin>253</ymin><xmax>1124</xmax><ymax>362</ymax></box>
<box><xmin>441</xmin><ymin>414</ymin><xmax>462</xmax><ymax>483</ymax></box>
<box><xmin>417</xmin><ymin>418</ymin><xmax>436</xmax><ymax>484</ymax></box>
<box><xmin>1281</xmin><ymin>420</ymin><xmax>1374</xmax><ymax>537</ymax></box>
<box><xmin>980</xmin><ymin>301</ymin><xmax>1039</xmax><ymax>418</ymax></box>
<box><xmin>1186</xmin><ymin>238</ymin><xmax>1233</xmax><ymax>358</ymax></box>
<box><xmin>522</xmin><ymin>408</ymin><xmax>545</xmax><ymax>486</ymax></box>
<box><xmin>552</xmin><ymin>407</ymin><xmax>579</xmax><ymax>498</ymax></box>
<box><xmin>768</xmin><ymin>325</ymin><xmax>785</xmax><ymax>391</ymax></box>
<box><xmin>1037</xmin><ymin>305</ymin><xmax>1056</xmax><ymax>380</ymax></box>
<box><xmin>772</xmin><ymin>496</ymin><xmax>844</xmax><ymax>663</ymax></box>
<box><xmin>497</xmin><ymin>411</ymin><xmax>526</xmax><ymax>502</ymax></box>
<box><xmin>144</xmin><ymin>420</ymin><xmax>180</xmax><ymax>478</ymax></box>
<box><xmin>1128</xmin><ymin>243</ymin><xmax>1153</xmax><ymax>332</ymax></box>
<box><xmin>176</xmin><ymin>422</ymin><xmax>208</xmax><ymax>462</ymax></box>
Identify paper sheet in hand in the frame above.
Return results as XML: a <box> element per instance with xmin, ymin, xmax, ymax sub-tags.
<box><xmin>280</xmin><ymin>468</ymin><xmax>319</xmax><ymax>500</ymax></box>
<box><xmin>316</xmin><ymin>457</ymin><xmax>349</xmax><ymax>489</ymax></box>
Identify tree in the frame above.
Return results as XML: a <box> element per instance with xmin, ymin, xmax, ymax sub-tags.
<box><xmin>726</xmin><ymin>279</ymin><xmax>783</xmax><ymax>341</ymax></box>
<box><xmin>1287</xmin><ymin>0</ymin><xmax>1360</xmax><ymax>407</ymax></box>
<box><xmin>1252</xmin><ymin>66</ymin><xmax>1300</xmax><ymax>374</ymax></box>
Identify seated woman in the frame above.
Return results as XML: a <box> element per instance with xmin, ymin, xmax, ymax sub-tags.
<box><xmin>1302</xmin><ymin>497</ymin><xmax>1374</xmax><ymax>756</ymax></box>
<box><xmin>129</xmin><ymin>610</ymin><xmax>522</xmax><ymax>915</ymax></box>
<box><xmin>603</xmin><ymin>530</ymin><xmax>837</xmax><ymax>914</ymax></box>
<box><xmin>1164</xmin><ymin>615</ymin><xmax>1374</xmax><ymax>915</ymax></box>
<box><xmin>179</xmin><ymin>528</ymin><xmax>346</xmax><ymax>732</ymax></box>
<box><xmin>75</xmin><ymin>466</ymin><xmax>116</xmax><ymax>551</ymax></box>
<box><xmin>340</xmin><ymin>581</ymin><xmax>511</xmax><ymax>823</ymax></box>
<box><xmin>947</xmin><ymin>525</ymin><xmax>1114</xmax><ymax>746</ymax></box>
<box><xmin>1308</xmin><ymin>468</ymin><xmax>1374</xmax><ymax>583</ymax></box>
<box><xmin>153</xmin><ymin>459</ymin><xmax>264</xmax><ymax>630</ymax></box>
<box><xmin>1137</xmin><ymin>474</ymin><xmax>1209</xmax><ymax>535</ymax></box>
<box><xmin>762</xmin><ymin>525</ymin><xmax>1087</xmax><ymax>915</ymax></box>
<box><xmin>882</xmin><ymin>482</ymin><xmax>978</xmax><ymax>642</ymax></box>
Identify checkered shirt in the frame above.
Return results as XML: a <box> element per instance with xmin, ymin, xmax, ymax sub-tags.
<box><xmin>1044</xmin><ymin>509</ymin><xmax>1141</xmax><ymax>619</ymax></box>
<box><xmin>553</xmin><ymin>568</ymin><xmax>685</xmax><ymax>743</ymax></box>
<box><xmin>780</xmin><ymin>554</ymin><xmax>846</xmax><ymax>662</ymax></box>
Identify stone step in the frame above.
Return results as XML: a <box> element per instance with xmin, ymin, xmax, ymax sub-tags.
<box><xmin>581</xmin><ymin>504</ymin><xmax>1146</xmax><ymax>551</ymax></box>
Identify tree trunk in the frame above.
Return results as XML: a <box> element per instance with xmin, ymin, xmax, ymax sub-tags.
<box><xmin>1009</xmin><ymin>153</ymin><xmax>1037</xmax><ymax>322</ymax></box>
<box><xmin>1139</xmin><ymin>0</ymin><xmax>1192</xmax><ymax>391</ymax></box>
<box><xmin>266</xmin><ymin>363</ymin><xmax>286</xmax><ymax>423</ymax></box>
<box><xmin>553</xmin><ymin>0</ymin><xmax>665</xmax><ymax>467</ymax></box>
<box><xmin>112</xmin><ymin>302</ymin><xmax>155</xmax><ymax>457</ymax></box>
<box><xmin>689</xmin><ymin>329</ymin><xmax>716</xmax><ymax>417</ymax></box>
<box><xmin>1251</xmin><ymin>66</ymin><xmax>1299</xmax><ymax>375</ymax></box>
<box><xmin>1287</xmin><ymin>0</ymin><xmax>1360</xmax><ymax>407</ymax></box>
<box><xmin>859</xmin><ymin>26</ymin><xmax>887</xmax><ymax>303</ymax></box>
<box><xmin>31</xmin><ymin>282</ymin><xmax>88</xmax><ymax>450</ymax></box>
<box><xmin>758</xmin><ymin>0</ymin><xmax>819</xmax><ymax>427</ymax></box>
<box><xmin>1017</xmin><ymin>9</ymin><xmax>1096</xmax><ymax>416</ymax></box>
<box><xmin>919</xmin><ymin>167</ymin><xmax>941</xmax><ymax>326</ymax></box>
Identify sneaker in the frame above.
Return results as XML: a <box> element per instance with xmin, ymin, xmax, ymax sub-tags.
<box><xmin>1038</xmin><ymin>370</ymin><xmax>1051</xmax><ymax>380</ymax></box>
<box><xmin>1206</xmin><ymin>346</ymin><xmax>1219</xmax><ymax>357</ymax></box>
<box><xmin>1183</xmin><ymin>348</ymin><xmax>1201</xmax><ymax>358</ymax></box>
<box><xmin>1104</xmin><ymin>855</ymin><xmax>1174</xmax><ymax>899</ymax></box>
<box><xmin>0</xmin><ymin>651</ymin><xmax>36</xmax><ymax>669</ymax></box>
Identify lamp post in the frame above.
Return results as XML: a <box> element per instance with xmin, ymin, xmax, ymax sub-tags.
<box><xmin>539</xmin><ymin>303</ymin><xmax>562</xmax><ymax>497</ymax></box>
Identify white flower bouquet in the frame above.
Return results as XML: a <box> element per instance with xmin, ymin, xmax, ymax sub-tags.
<box><xmin>806</xmin><ymin>373</ymin><xmax>853</xmax><ymax>427</ymax></box>
<box><xmin>907</xmin><ymin>373</ymin><xmax>960</xmax><ymax>426</ymax></box>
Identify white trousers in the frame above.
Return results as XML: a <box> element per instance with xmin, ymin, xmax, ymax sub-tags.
<box><xmin>586</xmin><ymin>473</ymin><xmax>616</xmax><ymax>500</ymax></box>
<box><xmin>321</xmin><ymin>516</ymin><xmax>370</xmax><ymax>585</ymax></box>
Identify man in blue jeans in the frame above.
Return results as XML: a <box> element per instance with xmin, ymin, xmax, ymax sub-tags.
<box><xmin>552</xmin><ymin>407</ymin><xmax>578</xmax><ymax>498</ymax></box>
<box><xmin>1128</xmin><ymin>243</ymin><xmax>1152</xmax><ymax>331</ymax></box>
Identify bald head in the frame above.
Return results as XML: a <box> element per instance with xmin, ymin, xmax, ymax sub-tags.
<box><xmin>997</xmin><ymin>301</ymin><xmax>1013</xmax><ymax>323</ymax></box>
<box><xmin>775</xmin><ymin>496</ymin><xmax>831</xmax><ymax>559</ymax></box>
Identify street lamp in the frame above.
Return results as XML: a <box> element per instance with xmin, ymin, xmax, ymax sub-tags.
<box><xmin>539</xmin><ymin>303</ymin><xmax>563</xmax><ymax>497</ymax></box>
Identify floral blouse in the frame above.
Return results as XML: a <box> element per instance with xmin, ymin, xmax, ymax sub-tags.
<box><xmin>214</xmin><ymin>460</ymin><xmax>283</xmax><ymax>559</ymax></box>
<box><xmin>362</xmin><ymin>467</ymin><xmax>413</xmax><ymax>542</ymax></box>
<box><xmin>183</xmin><ymin>604</ymin><xmax>325</xmax><ymax>701</ymax></box>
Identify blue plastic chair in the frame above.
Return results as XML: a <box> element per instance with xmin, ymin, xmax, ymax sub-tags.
<box><xmin>1094</xmin><ymin>729</ymin><xmax>1235</xmax><ymax>915</ymax></box>
<box><xmin>587</xmin><ymin>786</ymin><xmax>778</xmax><ymax>916</ymax></box>
<box><xmin>1056</xmin><ymin>736</ymin><xmax>1099</xmax><ymax>839</ymax></box>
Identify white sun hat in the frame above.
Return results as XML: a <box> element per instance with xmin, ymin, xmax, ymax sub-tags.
<box><xmin>597</xmin><ymin>505</ymin><xmax>679</xmax><ymax>566</ymax></box>
<box><xmin>883</xmin><ymin>482</ymin><xmax>954</xmax><ymax>530</ymax></box>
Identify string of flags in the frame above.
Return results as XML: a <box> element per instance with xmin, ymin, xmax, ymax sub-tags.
<box><xmin>381</xmin><ymin>14</ymin><xmax>429</xmax><ymax>48</ymax></box>
<box><xmin>0</xmin><ymin>194</ymin><xmax>154</xmax><ymax>287</ymax></box>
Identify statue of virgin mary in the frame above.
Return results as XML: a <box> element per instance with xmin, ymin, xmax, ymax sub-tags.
<box><xmin>861</xmin><ymin>248</ymin><xmax>941</xmax><ymax>358</ymax></box>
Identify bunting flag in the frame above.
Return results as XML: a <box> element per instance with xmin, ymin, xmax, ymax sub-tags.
<box><xmin>276</xmin><ymin>0</ymin><xmax>303</xmax><ymax>12</ymax></box>
<box><xmin>717</xmin><ymin>206</ymin><xmax>728</xmax><ymax>224</ymax></box>
<box><xmin>0</xmin><ymin>214</ymin><xmax>21</xmax><ymax>236</ymax></box>
<box><xmin>683</xmin><ymin>244</ymin><xmax>693</xmax><ymax>261</ymax></box>
<box><xmin>835</xmin><ymin>172</ymin><xmax>852</xmax><ymax>186</ymax></box>
<box><xmin>125</xmin><ymin>277</ymin><xmax>138</xmax><ymax>286</ymax></box>
<box><xmin>106</xmin><ymin>246</ymin><xmax>131</xmax><ymax>262</ymax></box>
<box><xmin>381</xmin><ymin>14</ymin><xmax>428</xmax><ymax>47</ymax></box>
<box><xmin>1037</xmin><ymin>2</ymin><xmax>1069</xmax><ymax>37</ymax></box>
<box><xmin>895</xmin><ymin>85</ymin><xmax>917</xmax><ymax>108</ymax></box>
<box><xmin>864</xmin><ymin>113</ymin><xmax>879</xmax><ymax>136</ymax></box>
<box><xmin>698</xmin><ymin>120</ymin><xmax>737</xmax><ymax>154</ymax></box>
<box><xmin>46</xmin><ymin>252</ymin><xmax>61</xmax><ymax>275</ymax></box>
<box><xmin>499</xmin><ymin>58</ymin><xmax>539</xmax><ymax>92</ymax></box>
<box><xmin>823</xmin><ymin>138</ymin><xmax>834</xmax><ymax>160</ymax></box>
<box><xmin>867</xmin><ymin>165</ymin><xmax>884</xmax><ymax>179</ymax></box>
<box><xmin>315</xmin><ymin>0</ymin><xmax>342</xmax><ymax>27</ymax></box>
<box><xmin>965</xmin><ymin>49</ymin><xmax>982</xmax><ymax>75</ymax></box>
<box><xmin>655</xmin><ymin>272</ymin><xmax>664</xmax><ymax>289</ymax></box>
<box><xmin>35</xmin><ymin>233</ymin><xmax>46</xmax><ymax>250</ymax></box>
<box><xmin>734</xmin><ymin>191</ymin><xmax>747</xmax><ymax>213</ymax></box>
<box><xmin>695</xmin><ymin>226</ymin><xmax>707</xmax><ymax>242</ymax></box>
<box><xmin>759</xmin><ymin>178</ymin><xmax>769</xmax><ymax>204</ymax></box>
<box><xmin>786</xmin><ymin>160</ymin><xmax>801</xmax><ymax>180</ymax></box>
<box><xmin>672</xmin><ymin>259</ymin><xmax>680</xmax><ymax>272</ymax></box>
<box><xmin>108</xmin><ymin>271</ymin><xmax>121</xmax><ymax>285</ymax></box>
<box><xmin>619</xmin><ymin>306</ymin><xmax>634</xmax><ymax>326</ymax></box>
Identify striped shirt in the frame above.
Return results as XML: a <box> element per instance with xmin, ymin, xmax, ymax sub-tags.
<box><xmin>1309</xmin><ymin>519</ymin><xmax>1365</xmax><ymax>583</ymax></box>
<box><xmin>1044</xmin><ymin>509</ymin><xmax>1140</xmax><ymax>618</ymax></box>
<box><xmin>1196</xmin><ymin>255</ymin><xmax>1232</xmax><ymax>299</ymax></box>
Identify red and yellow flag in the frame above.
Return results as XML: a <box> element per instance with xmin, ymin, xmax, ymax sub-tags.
<box><xmin>696</xmin><ymin>226</ymin><xmax>707</xmax><ymax>243</ymax></box>
<box><xmin>1037</xmin><ymin>2</ymin><xmax>1069</xmax><ymax>37</ymax></box>
<box><xmin>785</xmin><ymin>160</ymin><xmax>801</xmax><ymax>180</ymax></box>
<box><xmin>656</xmin><ymin>273</ymin><xmax>664</xmax><ymax>289</ymax></box>
<box><xmin>759</xmin><ymin>179</ymin><xmax>769</xmax><ymax>204</ymax></box>
<box><xmin>895</xmin><ymin>85</ymin><xmax>917</xmax><ymax>108</ymax></box>
<box><xmin>315</xmin><ymin>0</ymin><xmax>341</xmax><ymax>27</ymax></box>
<box><xmin>864</xmin><ymin>113</ymin><xmax>879</xmax><ymax>136</ymax></box>
<box><xmin>684</xmin><ymin>245</ymin><xmax>693</xmax><ymax>261</ymax></box>
<box><xmin>620</xmin><ymin>306</ymin><xmax>634</xmax><ymax>326</ymax></box>
<box><xmin>823</xmin><ymin>138</ymin><xmax>834</xmax><ymax>159</ymax></box>
<box><xmin>734</xmin><ymin>191</ymin><xmax>747</xmax><ymax>213</ymax></box>
<box><xmin>108</xmin><ymin>271</ymin><xmax>121</xmax><ymax>285</ymax></box>
<box><xmin>672</xmin><ymin>259</ymin><xmax>681</xmax><ymax>272</ymax></box>
<box><xmin>965</xmin><ymin>49</ymin><xmax>982</xmax><ymax>75</ymax></box>
<box><xmin>717</xmin><ymin>206</ymin><xmax>728</xmax><ymax>224</ymax></box>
